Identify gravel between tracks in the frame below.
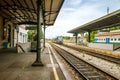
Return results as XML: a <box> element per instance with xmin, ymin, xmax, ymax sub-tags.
<box><xmin>55</xmin><ymin>44</ymin><xmax>120</xmax><ymax>79</ymax></box>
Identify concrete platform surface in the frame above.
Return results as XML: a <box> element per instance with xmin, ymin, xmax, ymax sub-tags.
<box><xmin>0</xmin><ymin>46</ymin><xmax>65</xmax><ymax>80</ymax></box>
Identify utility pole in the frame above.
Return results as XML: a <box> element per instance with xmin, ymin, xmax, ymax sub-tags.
<box><xmin>107</xmin><ymin>7</ymin><xmax>109</xmax><ymax>14</ymax></box>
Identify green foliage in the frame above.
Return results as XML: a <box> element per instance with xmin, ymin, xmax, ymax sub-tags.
<box><xmin>82</xmin><ymin>51</ymin><xmax>86</xmax><ymax>57</ymax></box>
<box><xmin>90</xmin><ymin>31</ymin><xmax>97</xmax><ymax>42</ymax></box>
<box><xmin>109</xmin><ymin>26</ymin><xmax>120</xmax><ymax>31</ymax></box>
<box><xmin>63</xmin><ymin>36</ymin><xmax>70</xmax><ymax>40</ymax></box>
<box><xmin>84</xmin><ymin>31</ymin><xmax>97</xmax><ymax>42</ymax></box>
<box><xmin>28</xmin><ymin>30</ymin><xmax>44</xmax><ymax>41</ymax></box>
<box><xmin>28</xmin><ymin>30</ymin><xmax>36</xmax><ymax>41</ymax></box>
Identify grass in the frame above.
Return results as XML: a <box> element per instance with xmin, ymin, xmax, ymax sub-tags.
<box><xmin>82</xmin><ymin>51</ymin><xmax>86</xmax><ymax>57</ymax></box>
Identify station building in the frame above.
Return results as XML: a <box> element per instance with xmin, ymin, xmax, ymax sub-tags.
<box><xmin>0</xmin><ymin>18</ymin><xmax>28</xmax><ymax>49</ymax></box>
<box><xmin>18</xmin><ymin>25</ymin><xmax>28</xmax><ymax>43</ymax></box>
<box><xmin>0</xmin><ymin>0</ymin><xmax>65</xmax><ymax>67</ymax></box>
<box><xmin>0</xmin><ymin>16</ymin><xmax>15</xmax><ymax>48</ymax></box>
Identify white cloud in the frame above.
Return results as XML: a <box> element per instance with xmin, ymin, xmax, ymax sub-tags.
<box><xmin>46</xmin><ymin>0</ymin><xmax>120</xmax><ymax>39</ymax></box>
<box><xmin>69</xmin><ymin>0</ymin><xmax>82</xmax><ymax>6</ymax></box>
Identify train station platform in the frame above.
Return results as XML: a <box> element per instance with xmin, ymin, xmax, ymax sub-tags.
<box><xmin>64</xmin><ymin>43</ymin><xmax>120</xmax><ymax>58</ymax></box>
<box><xmin>0</xmin><ymin>45</ymin><xmax>66</xmax><ymax>80</ymax></box>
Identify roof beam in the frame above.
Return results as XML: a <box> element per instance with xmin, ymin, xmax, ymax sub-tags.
<box><xmin>15</xmin><ymin>0</ymin><xmax>27</xmax><ymax>21</ymax></box>
<box><xmin>30</xmin><ymin>0</ymin><xmax>37</xmax><ymax>18</ymax></box>
<box><xmin>24</xmin><ymin>0</ymin><xmax>34</xmax><ymax>21</ymax></box>
<box><xmin>30</xmin><ymin>0</ymin><xmax>36</xmax><ymax>12</ymax></box>
<box><xmin>3</xmin><ymin>0</ymin><xmax>23</xmax><ymax>22</ymax></box>
<box><xmin>48</xmin><ymin>0</ymin><xmax>53</xmax><ymax>23</ymax></box>
<box><xmin>0</xmin><ymin>5</ymin><xmax>35</xmax><ymax>13</ymax></box>
<box><xmin>44</xmin><ymin>11</ymin><xmax>58</xmax><ymax>17</ymax></box>
<box><xmin>17</xmin><ymin>21</ymin><xmax>37</xmax><ymax>25</ymax></box>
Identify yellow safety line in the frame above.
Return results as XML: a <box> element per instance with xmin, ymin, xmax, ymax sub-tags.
<box><xmin>48</xmin><ymin>47</ymin><xmax>59</xmax><ymax>80</ymax></box>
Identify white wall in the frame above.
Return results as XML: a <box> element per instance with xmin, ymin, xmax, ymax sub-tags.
<box><xmin>18</xmin><ymin>25</ymin><xmax>28</xmax><ymax>43</ymax></box>
<box><xmin>88</xmin><ymin>43</ymin><xmax>114</xmax><ymax>50</ymax></box>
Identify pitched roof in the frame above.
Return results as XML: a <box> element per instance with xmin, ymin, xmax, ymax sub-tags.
<box><xmin>0</xmin><ymin>0</ymin><xmax>64</xmax><ymax>25</ymax></box>
<box><xmin>68</xmin><ymin>9</ymin><xmax>120</xmax><ymax>33</ymax></box>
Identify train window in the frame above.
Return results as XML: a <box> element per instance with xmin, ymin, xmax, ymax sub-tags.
<box><xmin>114</xmin><ymin>38</ymin><xmax>116</xmax><ymax>41</ymax></box>
<box><xmin>118</xmin><ymin>38</ymin><xmax>120</xmax><ymax>41</ymax></box>
<box><xmin>111</xmin><ymin>38</ymin><xmax>113</xmax><ymax>41</ymax></box>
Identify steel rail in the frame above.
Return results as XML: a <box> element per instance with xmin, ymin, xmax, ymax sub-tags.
<box><xmin>51</xmin><ymin>43</ymin><xmax>117</xmax><ymax>80</ymax></box>
<box><xmin>64</xmin><ymin>44</ymin><xmax>120</xmax><ymax>64</ymax></box>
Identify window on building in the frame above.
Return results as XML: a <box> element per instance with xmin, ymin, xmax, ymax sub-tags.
<box><xmin>20</xmin><ymin>32</ymin><xmax>22</xmax><ymax>42</ymax></box>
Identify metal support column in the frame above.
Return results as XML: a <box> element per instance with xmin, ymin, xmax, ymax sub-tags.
<box><xmin>32</xmin><ymin>0</ymin><xmax>43</xmax><ymax>66</ymax></box>
<box><xmin>16</xmin><ymin>25</ymin><xmax>19</xmax><ymax>53</ymax></box>
<box><xmin>75</xmin><ymin>33</ymin><xmax>78</xmax><ymax>45</ymax></box>
<box><xmin>43</xmin><ymin>25</ymin><xmax>46</xmax><ymax>48</ymax></box>
<box><xmin>88</xmin><ymin>31</ymin><xmax>91</xmax><ymax>42</ymax></box>
<box><xmin>12</xmin><ymin>26</ymin><xmax>14</xmax><ymax>46</ymax></box>
<box><xmin>16</xmin><ymin>26</ymin><xmax>19</xmax><ymax>43</ymax></box>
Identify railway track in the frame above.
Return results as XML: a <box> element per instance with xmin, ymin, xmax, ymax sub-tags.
<box><xmin>51</xmin><ymin>43</ymin><xmax>117</xmax><ymax>80</ymax></box>
<box><xmin>63</xmin><ymin>44</ymin><xmax>120</xmax><ymax>64</ymax></box>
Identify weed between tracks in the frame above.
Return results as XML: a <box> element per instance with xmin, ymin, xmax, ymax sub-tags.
<box><xmin>82</xmin><ymin>51</ymin><xmax>86</xmax><ymax>57</ymax></box>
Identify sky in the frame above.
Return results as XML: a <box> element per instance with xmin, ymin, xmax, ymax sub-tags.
<box><xmin>46</xmin><ymin>0</ymin><xmax>120</xmax><ymax>39</ymax></box>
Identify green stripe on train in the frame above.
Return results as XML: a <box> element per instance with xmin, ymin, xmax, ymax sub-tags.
<box><xmin>94</xmin><ymin>42</ymin><xmax>120</xmax><ymax>44</ymax></box>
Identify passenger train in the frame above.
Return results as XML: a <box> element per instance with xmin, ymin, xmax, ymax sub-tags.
<box><xmin>55</xmin><ymin>36</ymin><xmax>63</xmax><ymax>44</ymax></box>
<box><xmin>94</xmin><ymin>30</ymin><xmax>120</xmax><ymax>44</ymax></box>
<box><xmin>53</xmin><ymin>36</ymin><xmax>63</xmax><ymax>44</ymax></box>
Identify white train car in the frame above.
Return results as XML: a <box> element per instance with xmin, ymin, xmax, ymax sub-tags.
<box><xmin>94</xmin><ymin>30</ymin><xmax>120</xmax><ymax>44</ymax></box>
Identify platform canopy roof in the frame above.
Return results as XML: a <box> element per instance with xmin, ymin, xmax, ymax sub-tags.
<box><xmin>68</xmin><ymin>9</ymin><xmax>120</xmax><ymax>33</ymax></box>
<box><xmin>0</xmin><ymin>0</ymin><xmax>64</xmax><ymax>25</ymax></box>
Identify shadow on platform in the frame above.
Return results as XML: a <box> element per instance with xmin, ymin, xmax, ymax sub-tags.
<box><xmin>0</xmin><ymin>47</ymin><xmax>17</xmax><ymax>53</ymax></box>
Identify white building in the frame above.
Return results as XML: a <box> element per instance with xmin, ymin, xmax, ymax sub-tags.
<box><xmin>17</xmin><ymin>25</ymin><xmax>28</xmax><ymax>43</ymax></box>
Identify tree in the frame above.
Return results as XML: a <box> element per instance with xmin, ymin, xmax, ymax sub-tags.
<box><xmin>84</xmin><ymin>31</ymin><xmax>97</xmax><ymax>42</ymax></box>
<box><xmin>63</xmin><ymin>36</ymin><xmax>70</xmax><ymax>40</ymax></box>
<box><xmin>90</xmin><ymin>31</ymin><xmax>97</xmax><ymax>42</ymax></box>
<box><xmin>109</xmin><ymin>26</ymin><xmax>120</xmax><ymax>31</ymax></box>
<box><xmin>28</xmin><ymin>30</ymin><xmax>44</xmax><ymax>41</ymax></box>
<box><xmin>28</xmin><ymin>30</ymin><xmax>36</xmax><ymax>41</ymax></box>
